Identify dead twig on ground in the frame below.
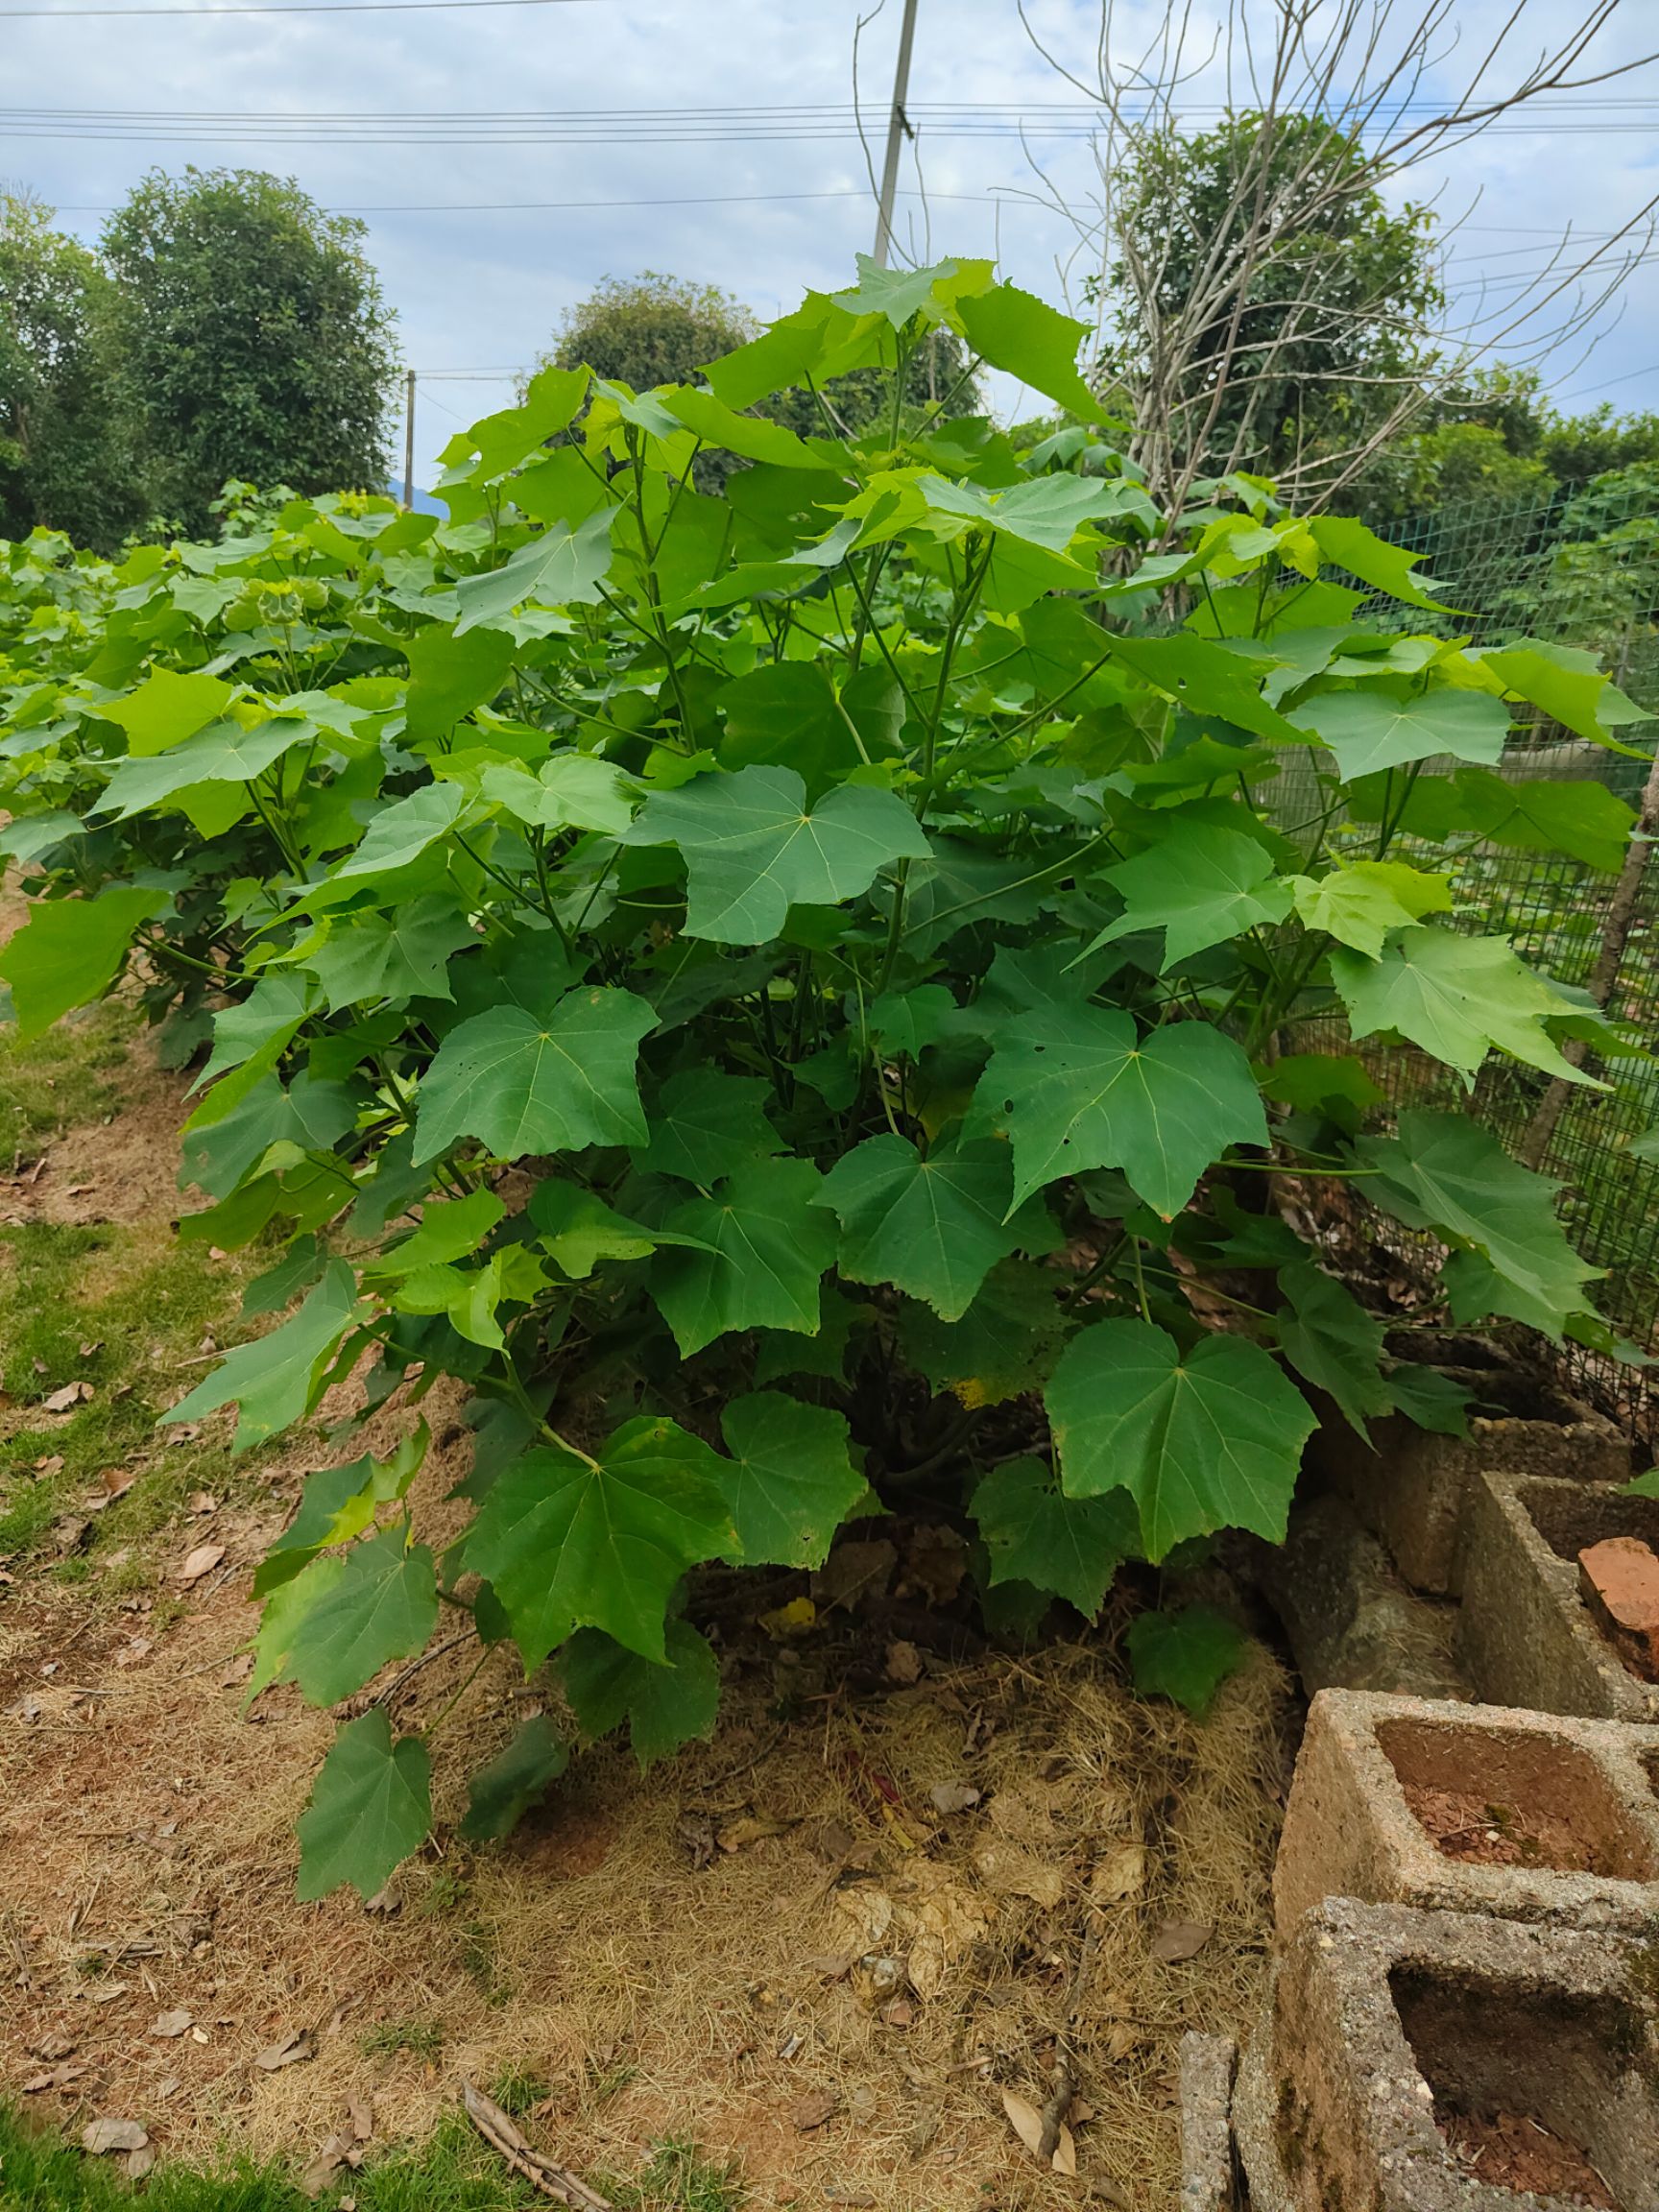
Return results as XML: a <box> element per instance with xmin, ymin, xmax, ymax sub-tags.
<box><xmin>461</xmin><ymin>2078</ymin><xmax>613</xmax><ymax>2210</ymax></box>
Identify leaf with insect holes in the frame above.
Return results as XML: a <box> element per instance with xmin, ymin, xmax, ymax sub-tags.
<box><xmin>625</xmin><ymin>763</ymin><xmax>930</xmax><ymax>945</ymax></box>
<box><xmin>1126</xmin><ymin>1607</ymin><xmax>1248</xmax><ymax>1715</ymax></box>
<box><xmin>1046</xmin><ymin>1318</ymin><xmax>1316</xmax><ymax>1560</ymax></box>
<box><xmin>969</xmin><ymin>1003</ymin><xmax>1268</xmax><ymax>1218</ymax></box>
<box><xmin>296</xmin><ymin>1709</ymin><xmax>430</xmax><ymax>1902</ymax></box>
<box><xmin>164</xmin><ymin>1260</ymin><xmax>361</xmax><ymax>1452</ymax></box>
<box><xmin>716</xmin><ymin>1392</ymin><xmax>871</xmax><ymax>1568</ymax></box>
<box><xmin>413</xmin><ymin>984</ymin><xmax>656</xmax><ymax>1164</ymax></box>
<box><xmin>280</xmin><ymin>1527</ymin><xmax>439</xmax><ymax>1706</ymax></box>
<box><xmin>816</xmin><ymin>1132</ymin><xmax>1053</xmax><ymax>1320</ymax></box>
<box><xmin>459</xmin><ymin>1716</ymin><xmax>569</xmax><ymax>1842</ymax></box>
<box><xmin>463</xmin><ymin>1419</ymin><xmax>734</xmax><ymax>1666</ymax></box>
<box><xmin>972</xmin><ymin>1455</ymin><xmax>1140</xmax><ymax>1616</ymax></box>
<box><xmin>561</xmin><ymin>1620</ymin><xmax>722</xmax><ymax>1767</ymax></box>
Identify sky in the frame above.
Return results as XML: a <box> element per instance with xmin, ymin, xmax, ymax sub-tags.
<box><xmin>6</xmin><ymin>0</ymin><xmax>1659</xmax><ymax>487</ymax></box>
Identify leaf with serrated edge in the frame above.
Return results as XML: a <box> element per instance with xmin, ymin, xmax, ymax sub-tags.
<box><xmin>1046</xmin><ymin>1318</ymin><xmax>1315</xmax><ymax>1560</ymax></box>
<box><xmin>717</xmin><ymin>1392</ymin><xmax>870</xmax><ymax>1568</ymax></box>
<box><xmin>463</xmin><ymin>1419</ymin><xmax>734</xmax><ymax>1665</ymax></box>
<box><xmin>296</xmin><ymin>1710</ymin><xmax>431</xmax><ymax>1902</ymax></box>
<box><xmin>972</xmin><ymin>1455</ymin><xmax>1138</xmax><ymax>1616</ymax></box>
<box><xmin>561</xmin><ymin>1620</ymin><xmax>722</xmax><ymax>1768</ymax></box>
<box><xmin>1288</xmin><ymin>862</ymin><xmax>1453</xmax><ymax>960</ymax></box>
<box><xmin>970</xmin><ymin>1005</ymin><xmax>1268</xmax><ymax>1217</ymax></box>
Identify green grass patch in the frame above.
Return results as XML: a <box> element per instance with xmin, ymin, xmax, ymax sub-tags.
<box><xmin>0</xmin><ymin>1000</ymin><xmax>134</xmax><ymax>1168</ymax></box>
<box><xmin>0</xmin><ymin>1218</ymin><xmax>249</xmax><ymax>1567</ymax></box>
<box><xmin>0</xmin><ymin>2104</ymin><xmax>746</xmax><ymax>2210</ymax></box>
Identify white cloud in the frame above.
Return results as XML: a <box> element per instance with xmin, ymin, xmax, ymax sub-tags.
<box><xmin>9</xmin><ymin>0</ymin><xmax>1657</xmax><ymax>479</ymax></box>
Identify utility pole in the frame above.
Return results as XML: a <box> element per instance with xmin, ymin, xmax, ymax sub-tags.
<box><xmin>871</xmin><ymin>0</ymin><xmax>919</xmax><ymax>268</ymax></box>
<box><xmin>402</xmin><ymin>369</ymin><xmax>417</xmax><ymax>511</ymax></box>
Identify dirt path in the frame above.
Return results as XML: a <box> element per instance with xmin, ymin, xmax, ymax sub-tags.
<box><xmin>0</xmin><ymin>1017</ymin><xmax>1289</xmax><ymax>2211</ymax></box>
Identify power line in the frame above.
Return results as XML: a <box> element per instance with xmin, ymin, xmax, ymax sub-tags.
<box><xmin>50</xmin><ymin>184</ymin><xmax>1012</xmax><ymax>216</ymax></box>
<box><xmin>0</xmin><ymin>0</ymin><xmax>592</xmax><ymax>13</ymax></box>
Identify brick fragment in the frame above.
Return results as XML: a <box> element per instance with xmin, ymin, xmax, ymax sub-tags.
<box><xmin>1578</xmin><ymin>1534</ymin><xmax>1659</xmax><ymax>1681</ymax></box>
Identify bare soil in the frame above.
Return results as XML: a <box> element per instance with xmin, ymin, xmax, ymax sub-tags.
<box><xmin>1401</xmin><ymin>1781</ymin><xmax>1599</xmax><ymax>1872</ymax></box>
<box><xmin>1441</xmin><ymin>2106</ymin><xmax>1616</xmax><ymax>2207</ymax></box>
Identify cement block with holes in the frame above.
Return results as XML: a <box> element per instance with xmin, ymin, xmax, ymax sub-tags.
<box><xmin>1457</xmin><ymin>1471</ymin><xmax>1659</xmax><ymax>1721</ymax></box>
<box><xmin>1178</xmin><ymin>2032</ymin><xmax>1238</xmax><ymax>2212</ymax></box>
<box><xmin>1312</xmin><ymin>1358</ymin><xmax>1626</xmax><ymax>1597</ymax></box>
<box><xmin>1274</xmin><ymin>1688</ymin><xmax>1659</xmax><ymax>1939</ymax></box>
<box><xmin>1247</xmin><ymin>1897</ymin><xmax>1659</xmax><ymax>2212</ymax></box>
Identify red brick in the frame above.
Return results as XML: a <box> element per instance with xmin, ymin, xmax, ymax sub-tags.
<box><xmin>1577</xmin><ymin>1535</ymin><xmax>1659</xmax><ymax>1682</ymax></box>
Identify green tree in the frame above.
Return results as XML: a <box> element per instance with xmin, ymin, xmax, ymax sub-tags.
<box><xmin>1098</xmin><ymin>111</ymin><xmax>1442</xmax><ymax>502</ymax></box>
<box><xmin>542</xmin><ymin>270</ymin><xmax>981</xmax><ymax>462</ymax></box>
<box><xmin>0</xmin><ymin>192</ymin><xmax>148</xmax><ymax>550</ymax></box>
<box><xmin>102</xmin><ymin>168</ymin><xmax>397</xmax><ymax>535</ymax></box>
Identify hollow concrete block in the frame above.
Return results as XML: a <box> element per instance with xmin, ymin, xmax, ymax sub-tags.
<box><xmin>1457</xmin><ymin>1471</ymin><xmax>1659</xmax><ymax>1720</ymax></box>
<box><xmin>1243</xmin><ymin>1897</ymin><xmax>1659</xmax><ymax>2212</ymax></box>
<box><xmin>1177</xmin><ymin>2031</ymin><xmax>1238</xmax><ymax>2212</ymax></box>
<box><xmin>1311</xmin><ymin>1361</ymin><xmax>1626</xmax><ymax>1597</ymax></box>
<box><xmin>1274</xmin><ymin>1688</ymin><xmax>1659</xmax><ymax>1939</ymax></box>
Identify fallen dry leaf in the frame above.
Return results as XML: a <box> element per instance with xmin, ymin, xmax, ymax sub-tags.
<box><xmin>973</xmin><ymin>1840</ymin><xmax>1066</xmax><ymax>1909</ymax></box>
<box><xmin>348</xmin><ymin>2093</ymin><xmax>374</xmax><ymax>2142</ymax></box>
<box><xmin>253</xmin><ymin>2028</ymin><xmax>316</xmax><ymax>2071</ymax></box>
<box><xmin>41</xmin><ymin>1382</ymin><xmax>93</xmax><ymax>1413</ymax></box>
<box><xmin>899</xmin><ymin>1522</ymin><xmax>967</xmax><ymax>1605</ymax></box>
<box><xmin>151</xmin><ymin>2009</ymin><xmax>192</xmax><ymax>2039</ymax></box>
<box><xmin>126</xmin><ymin>2146</ymin><xmax>156</xmax><ymax>2182</ymax></box>
<box><xmin>83</xmin><ymin>2118</ymin><xmax>148</xmax><ymax>2155</ymax></box>
<box><xmin>1090</xmin><ymin>1840</ymin><xmax>1146</xmax><ymax>1905</ymax></box>
<box><xmin>716</xmin><ymin>1812</ymin><xmax>792</xmax><ymax>1852</ymax></box>
<box><xmin>23</xmin><ymin>2060</ymin><xmax>88</xmax><ymax>2093</ymax></box>
<box><xmin>179</xmin><ymin>1542</ymin><xmax>227</xmax><ymax>1586</ymax></box>
<box><xmin>100</xmin><ymin>1467</ymin><xmax>136</xmax><ymax>1499</ymax></box>
<box><xmin>1149</xmin><ymin>1918</ymin><xmax>1214</xmax><ymax>1962</ymax></box>
<box><xmin>999</xmin><ymin>2088</ymin><xmax>1076</xmax><ymax>2175</ymax></box>
<box><xmin>884</xmin><ymin>1639</ymin><xmax>923</xmax><ymax>1686</ymax></box>
<box><xmin>811</xmin><ymin>1538</ymin><xmax>897</xmax><ymax>1613</ymax></box>
<box><xmin>928</xmin><ymin>1780</ymin><xmax>981</xmax><ymax>1815</ymax></box>
<box><xmin>790</xmin><ymin>2089</ymin><xmax>841</xmax><ymax>2132</ymax></box>
<box><xmin>301</xmin><ymin>2131</ymin><xmax>357</xmax><ymax>2199</ymax></box>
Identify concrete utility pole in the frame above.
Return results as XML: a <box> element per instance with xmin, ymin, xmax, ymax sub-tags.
<box><xmin>402</xmin><ymin>369</ymin><xmax>417</xmax><ymax>511</ymax></box>
<box><xmin>871</xmin><ymin>0</ymin><xmax>919</xmax><ymax>268</ymax></box>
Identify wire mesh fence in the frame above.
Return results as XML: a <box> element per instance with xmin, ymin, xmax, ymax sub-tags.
<box><xmin>1296</xmin><ymin>472</ymin><xmax>1659</xmax><ymax>1445</ymax></box>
